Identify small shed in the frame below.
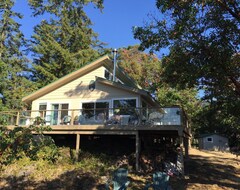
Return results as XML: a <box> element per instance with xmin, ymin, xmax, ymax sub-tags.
<box><xmin>198</xmin><ymin>133</ymin><xmax>229</xmax><ymax>151</ymax></box>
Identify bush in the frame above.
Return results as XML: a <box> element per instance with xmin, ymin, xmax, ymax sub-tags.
<box><xmin>0</xmin><ymin>125</ymin><xmax>59</xmax><ymax>165</ymax></box>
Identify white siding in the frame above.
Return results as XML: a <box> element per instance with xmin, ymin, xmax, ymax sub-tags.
<box><xmin>31</xmin><ymin>66</ymin><xmax>141</xmax><ymax>112</ymax></box>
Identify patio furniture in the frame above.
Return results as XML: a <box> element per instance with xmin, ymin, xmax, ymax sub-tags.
<box><xmin>61</xmin><ymin>115</ymin><xmax>71</xmax><ymax>125</ymax></box>
<box><xmin>44</xmin><ymin>115</ymin><xmax>52</xmax><ymax>124</ymax></box>
<box><xmin>144</xmin><ymin>171</ymin><xmax>170</xmax><ymax>190</ymax></box>
<box><xmin>105</xmin><ymin>168</ymin><xmax>130</xmax><ymax>190</ymax></box>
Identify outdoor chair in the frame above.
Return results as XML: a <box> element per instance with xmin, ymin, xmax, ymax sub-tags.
<box><xmin>60</xmin><ymin>115</ymin><xmax>71</xmax><ymax>125</ymax></box>
<box><xmin>44</xmin><ymin>115</ymin><xmax>52</xmax><ymax>124</ymax></box>
<box><xmin>105</xmin><ymin>168</ymin><xmax>130</xmax><ymax>190</ymax></box>
<box><xmin>144</xmin><ymin>171</ymin><xmax>170</xmax><ymax>190</ymax></box>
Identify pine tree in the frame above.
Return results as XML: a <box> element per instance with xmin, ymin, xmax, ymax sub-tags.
<box><xmin>0</xmin><ymin>0</ymin><xmax>35</xmax><ymax>110</ymax></box>
<box><xmin>29</xmin><ymin>0</ymin><xmax>104</xmax><ymax>87</ymax></box>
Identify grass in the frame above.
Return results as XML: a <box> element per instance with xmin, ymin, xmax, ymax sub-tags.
<box><xmin>0</xmin><ymin>147</ymin><xmax>239</xmax><ymax>190</ymax></box>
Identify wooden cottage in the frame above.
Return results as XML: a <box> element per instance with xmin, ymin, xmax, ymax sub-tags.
<box><xmin>5</xmin><ymin>55</ymin><xmax>190</xmax><ymax>171</ymax></box>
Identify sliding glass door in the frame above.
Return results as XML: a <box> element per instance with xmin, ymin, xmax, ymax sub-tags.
<box><xmin>52</xmin><ymin>104</ymin><xmax>69</xmax><ymax>125</ymax></box>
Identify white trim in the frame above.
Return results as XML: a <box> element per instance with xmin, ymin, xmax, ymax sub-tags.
<box><xmin>80</xmin><ymin>99</ymin><xmax>111</xmax><ymax>109</ymax></box>
<box><xmin>80</xmin><ymin>100</ymin><xmax>111</xmax><ymax>118</ymax></box>
<box><xmin>49</xmin><ymin>102</ymin><xmax>71</xmax><ymax>125</ymax></box>
<box><xmin>111</xmin><ymin>97</ymin><xmax>138</xmax><ymax>117</ymax></box>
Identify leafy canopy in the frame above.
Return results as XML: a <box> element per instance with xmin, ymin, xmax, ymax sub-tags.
<box><xmin>134</xmin><ymin>0</ymin><xmax>240</xmax><ymax>145</ymax></box>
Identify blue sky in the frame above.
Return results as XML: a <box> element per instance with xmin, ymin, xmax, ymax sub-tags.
<box><xmin>14</xmin><ymin>0</ymin><xmax>158</xmax><ymax>49</ymax></box>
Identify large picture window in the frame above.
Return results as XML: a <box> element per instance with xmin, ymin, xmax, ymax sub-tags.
<box><xmin>113</xmin><ymin>99</ymin><xmax>137</xmax><ymax>115</ymax></box>
<box><xmin>82</xmin><ymin>102</ymin><xmax>109</xmax><ymax>120</ymax></box>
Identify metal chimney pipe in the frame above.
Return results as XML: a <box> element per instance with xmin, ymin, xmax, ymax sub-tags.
<box><xmin>113</xmin><ymin>48</ymin><xmax>117</xmax><ymax>82</ymax></box>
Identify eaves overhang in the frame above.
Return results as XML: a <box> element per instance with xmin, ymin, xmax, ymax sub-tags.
<box><xmin>22</xmin><ymin>55</ymin><xmax>111</xmax><ymax>104</ymax></box>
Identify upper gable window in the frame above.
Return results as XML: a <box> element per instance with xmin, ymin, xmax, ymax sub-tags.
<box><xmin>104</xmin><ymin>69</ymin><xmax>124</xmax><ymax>84</ymax></box>
<box><xmin>104</xmin><ymin>69</ymin><xmax>112</xmax><ymax>81</ymax></box>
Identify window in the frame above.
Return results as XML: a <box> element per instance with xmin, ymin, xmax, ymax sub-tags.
<box><xmin>104</xmin><ymin>69</ymin><xmax>123</xmax><ymax>84</ymax></box>
<box><xmin>82</xmin><ymin>102</ymin><xmax>109</xmax><ymax>119</ymax></box>
<box><xmin>51</xmin><ymin>103</ymin><xmax>69</xmax><ymax>125</ymax></box>
<box><xmin>39</xmin><ymin>104</ymin><xmax>47</xmax><ymax>118</ymax></box>
<box><xmin>207</xmin><ymin>137</ymin><xmax>213</xmax><ymax>142</ymax></box>
<box><xmin>104</xmin><ymin>69</ymin><xmax>112</xmax><ymax>80</ymax></box>
<box><xmin>113</xmin><ymin>99</ymin><xmax>137</xmax><ymax>115</ymax></box>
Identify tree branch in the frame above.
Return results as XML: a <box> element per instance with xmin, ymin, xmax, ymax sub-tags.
<box><xmin>217</xmin><ymin>0</ymin><xmax>240</xmax><ymax>21</ymax></box>
<box><xmin>229</xmin><ymin>76</ymin><xmax>240</xmax><ymax>96</ymax></box>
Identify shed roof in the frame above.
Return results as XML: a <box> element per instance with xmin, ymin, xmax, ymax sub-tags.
<box><xmin>198</xmin><ymin>133</ymin><xmax>228</xmax><ymax>139</ymax></box>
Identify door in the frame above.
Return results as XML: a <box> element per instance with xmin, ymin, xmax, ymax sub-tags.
<box><xmin>51</xmin><ymin>104</ymin><xmax>69</xmax><ymax>125</ymax></box>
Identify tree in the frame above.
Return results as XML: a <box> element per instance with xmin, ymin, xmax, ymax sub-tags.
<box><xmin>118</xmin><ymin>46</ymin><xmax>201</xmax><ymax>128</ymax></box>
<box><xmin>0</xmin><ymin>0</ymin><xmax>35</xmax><ymax>110</ymax></box>
<box><xmin>133</xmin><ymin>0</ymin><xmax>240</xmax><ymax>145</ymax></box>
<box><xmin>28</xmin><ymin>0</ymin><xmax>104</xmax><ymax>87</ymax></box>
<box><xmin>118</xmin><ymin>46</ymin><xmax>163</xmax><ymax>94</ymax></box>
<box><xmin>134</xmin><ymin>0</ymin><xmax>239</xmax><ymax>98</ymax></box>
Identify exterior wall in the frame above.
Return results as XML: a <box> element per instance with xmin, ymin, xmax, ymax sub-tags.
<box><xmin>199</xmin><ymin>134</ymin><xmax>229</xmax><ymax>151</ymax></box>
<box><xmin>31</xmin><ymin>66</ymin><xmax>141</xmax><ymax>118</ymax></box>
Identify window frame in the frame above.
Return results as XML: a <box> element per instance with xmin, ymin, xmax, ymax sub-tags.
<box><xmin>80</xmin><ymin>100</ymin><xmax>111</xmax><ymax>119</ymax></box>
<box><xmin>111</xmin><ymin>97</ymin><xmax>138</xmax><ymax>116</ymax></box>
<box><xmin>207</xmin><ymin>137</ymin><xmax>213</xmax><ymax>142</ymax></box>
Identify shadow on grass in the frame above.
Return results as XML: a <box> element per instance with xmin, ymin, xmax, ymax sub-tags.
<box><xmin>1</xmin><ymin>152</ymin><xmax>239</xmax><ymax>190</ymax></box>
<box><xmin>183</xmin><ymin>154</ymin><xmax>240</xmax><ymax>190</ymax></box>
<box><xmin>0</xmin><ymin>169</ymin><xmax>104</xmax><ymax>190</ymax></box>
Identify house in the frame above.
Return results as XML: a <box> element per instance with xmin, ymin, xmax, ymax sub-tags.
<box><xmin>5</xmin><ymin>55</ymin><xmax>190</xmax><ymax>171</ymax></box>
<box><xmin>198</xmin><ymin>133</ymin><xmax>229</xmax><ymax>151</ymax></box>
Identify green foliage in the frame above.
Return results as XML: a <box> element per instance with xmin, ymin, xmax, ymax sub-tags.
<box><xmin>0</xmin><ymin>125</ymin><xmax>59</xmax><ymax>165</ymax></box>
<box><xmin>0</xmin><ymin>0</ymin><xmax>36</xmax><ymax>110</ymax></box>
<box><xmin>77</xmin><ymin>151</ymin><xmax>113</xmax><ymax>175</ymax></box>
<box><xmin>118</xmin><ymin>46</ymin><xmax>201</xmax><ymax>128</ymax></box>
<box><xmin>28</xmin><ymin>0</ymin><xmax>105</xmax><ymax>87</ymax></box>
<box><xmin>134</xmin><ymin>0</ymin><xmax>240</xmax><ymax>144</ymax></box>
<box><xmin>134</xmin><ymin>0</ymin><xmax>240</xmax><ymax>96</ymax></box>
<box><xmin>118</xmin><ymin>46</ymin><xmax>163</xmax><ymax>94</ymax></box>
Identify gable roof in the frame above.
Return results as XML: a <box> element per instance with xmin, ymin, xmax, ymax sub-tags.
<box><xmin>22</xmin><ymin>55</ymin><xmax>141</xmax><ymax>104</ymax></box>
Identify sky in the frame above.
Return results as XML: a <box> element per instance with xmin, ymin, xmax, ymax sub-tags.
<box><xmin>14</xmin><ymin>0</ymin><xmax>158</xmax><ymax>50</ymax></box>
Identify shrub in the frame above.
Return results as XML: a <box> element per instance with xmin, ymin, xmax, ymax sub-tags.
<box><xmin>0</xmin><ymin>124</ymin><xmax>59</xmax><ymax>165</ymax></box>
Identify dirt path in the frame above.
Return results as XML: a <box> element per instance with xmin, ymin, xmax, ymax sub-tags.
<box><xmin>182</xmin><ymin>148</ymin><xmax>240</xmax><ymax>190</ymax></box>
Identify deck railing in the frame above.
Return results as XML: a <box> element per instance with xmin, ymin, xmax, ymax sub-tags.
<box><xmin>0</xmin><ymin>107</ymin><xmax>185</xmax><ymax>127</ymax></box>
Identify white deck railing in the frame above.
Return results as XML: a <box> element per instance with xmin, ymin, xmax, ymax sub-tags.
<box><xmin>0</xmin><ymin>107</ymin><xmax>185</xmax><ymax>127</ymax></box>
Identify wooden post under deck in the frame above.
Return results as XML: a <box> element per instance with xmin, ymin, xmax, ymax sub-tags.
<box><xmin>76</xmin><ymin>134</ymin><xmax>80</xmax><ymax>160</ymax></box>
<box><xmin>16</xmin><ymin>112</ymin><xmax>20</xmax><ymax>125</ymax></box>
<box><xmin>135</xmin><ymin>131</ymin><xmax>140</xmax><ymax>171</ymax></box>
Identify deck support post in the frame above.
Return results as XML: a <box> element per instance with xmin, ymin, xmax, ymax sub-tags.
<box><xmin>184</xmin><ymin>137</ymin><xmax>189</xmax><ymax>159</ymax></box>
<box><xmin>16</xmin><ymin>111</ymin><xmax>20</xmax><ymax>125</ymax></box>
<box><xmin>178</xmin><ymin>135</ymin><xmax>185</xmax><ymax>176</ymax></box>
<box><xmin>135</xmin><ymin>131</ymin><xmax>140</xmax><ymax>171</ymax></box>
<box><xmin>76</xmin><ymin>134</ymin><xmax>80</xmax><ymax>161</ymax></box>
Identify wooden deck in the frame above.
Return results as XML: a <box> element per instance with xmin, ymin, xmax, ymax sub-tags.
<box><xmin>7</xmin><ymin>124</ymin><xmax>184</xmax><ymax>135</ymax></box>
